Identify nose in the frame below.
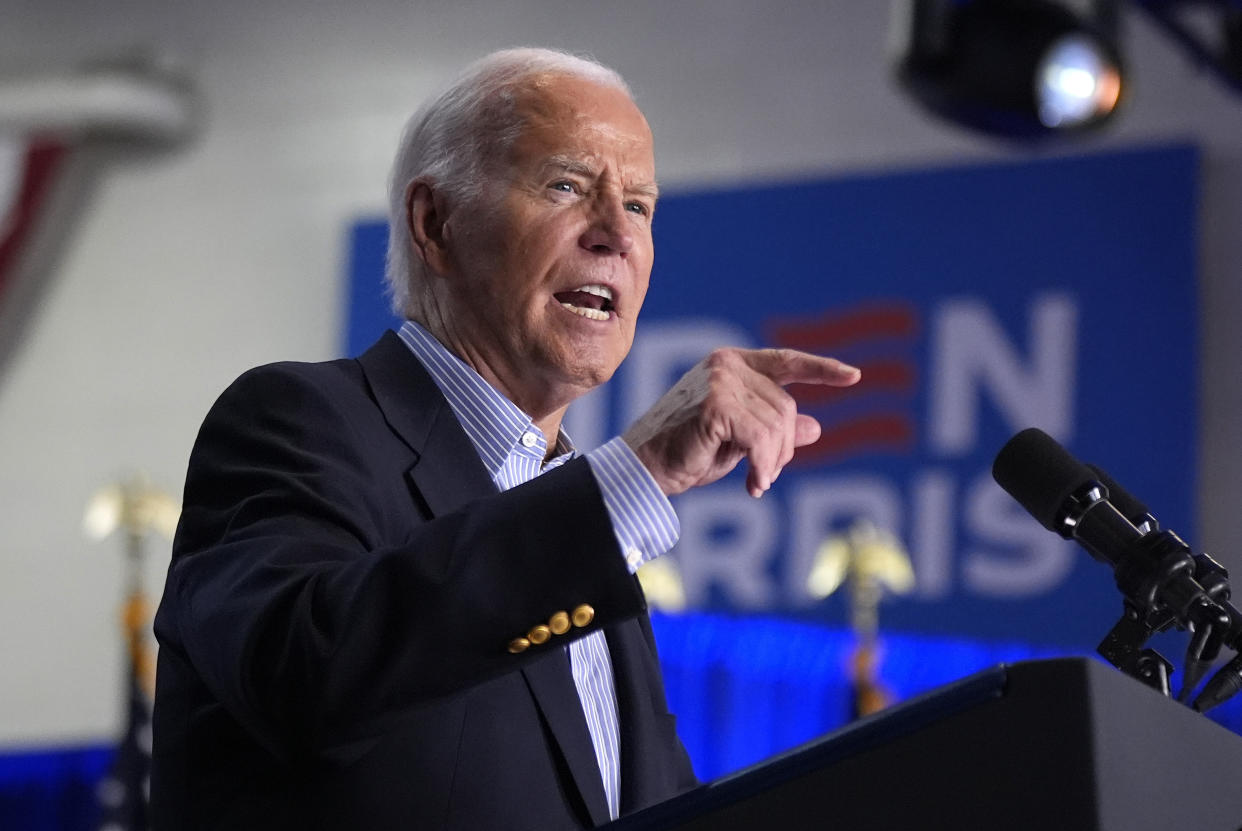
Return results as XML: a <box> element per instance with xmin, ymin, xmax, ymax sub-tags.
<box><xmin>578</xmin><ymin>196</ymin><xmax>634</xmax><ymax>257</ymax></box>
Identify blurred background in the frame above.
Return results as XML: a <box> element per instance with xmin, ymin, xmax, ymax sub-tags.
<box><xmin>2</xmin><ymin>0</ymin><xmax>1241</xmax><ymax>827</ymax></box>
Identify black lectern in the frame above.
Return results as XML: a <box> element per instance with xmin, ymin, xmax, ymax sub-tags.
<box><xmin>609</xmin><ymin>657</ymin><xmax>1242</xmax><ymax>831</ymax></box>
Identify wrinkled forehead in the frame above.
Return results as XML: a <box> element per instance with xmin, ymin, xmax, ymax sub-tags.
<box><xmin>505</xmin><ymin>74</ymin><xmax>655</xmax><ymax>174</ymax></box>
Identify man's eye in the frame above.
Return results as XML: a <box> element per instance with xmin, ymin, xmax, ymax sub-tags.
<box><xmin>626</xmin><ymin>201</ymin><xmax>651</xmax><ymax>217</ymax></box>
<box><xmin>550</xmin><ymin>181</ymin><xmax>576</xmax><ymax>194</ymax></box>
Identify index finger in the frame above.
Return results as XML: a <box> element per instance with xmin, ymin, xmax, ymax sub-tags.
<box><xmin>741</xmin><ymin>348</ymin><xmax>862</xmax><ymax>387</ymax></box>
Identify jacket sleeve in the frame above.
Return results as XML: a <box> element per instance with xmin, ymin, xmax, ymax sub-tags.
<box><xmin>155</xmin><ymin>360</ymin><xmax>647</xmax><ymax>759</ymax></box>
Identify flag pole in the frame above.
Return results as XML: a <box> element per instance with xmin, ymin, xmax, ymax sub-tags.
<box><xmin>84</xmin><ymin>473</ymin><xmax>179</xmax><ymax>830</ymax></box>
<box><xmin>807</xmin><ymin>519</ymin><xmax>915</xmax><ymax>718</ymax></box>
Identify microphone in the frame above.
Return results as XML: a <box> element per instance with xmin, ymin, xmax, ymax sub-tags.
<box><xmin>992</xmin><ymin>429</ymin><xmax>1179</xmax><ymax>575</ymax></box>
<box><xmin>1085</xmin><ymin>463</ymin><xmax>1231</xmax><ymax>605</ymax></box>
<box><xmin>992</xmin><ymin>428</ymin><xmax>1236</xmax><ymax>706</ymax></box>
<box><xmin>1085</xmin><ymin>464</ymin><xmax>1158</xmax><ymax>535</ymax></box>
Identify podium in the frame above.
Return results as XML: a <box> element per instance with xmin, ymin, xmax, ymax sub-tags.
<box><xmin>609</xmin><ymin>657</ymin><xmax>1242</xmax><ymax>831</ymax></box>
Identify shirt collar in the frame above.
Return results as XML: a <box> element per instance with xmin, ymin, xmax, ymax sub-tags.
<box><xmin>396</xmin><ymin>320</ymin><xmax>573</xmax><ymax>477</ymax></box>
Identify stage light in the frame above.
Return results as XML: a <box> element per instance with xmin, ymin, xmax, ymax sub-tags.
<box><xmin>1037</xmin><ymin>33</ymin><xmax>1123</xmax><ymax>127</ymax></box>
<box><xmin>896</xmin><ymin>0</ymin><xmax>1125</xmax><ymax>138</ymax></box>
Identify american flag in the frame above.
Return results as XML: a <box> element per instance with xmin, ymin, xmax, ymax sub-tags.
<box><xmin>94</xmin><ymin>665</ymin><xmax>151</xmax><ymax>831</ymax></box>
<box><xmin>94</xmin><ymin>591</ymin><xmax>155</xmax><ymax>831</ymax></box>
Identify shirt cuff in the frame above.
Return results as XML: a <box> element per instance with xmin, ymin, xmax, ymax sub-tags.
<box><xmin>585</xmin><ymin>437</ymin><xmax>680</xmax><ymax>573</ymax></box>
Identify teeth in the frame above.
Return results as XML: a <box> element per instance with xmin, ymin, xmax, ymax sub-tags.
<box><xmin>561</xmin><ymin>302</ymin><xmax>610</xmax><ymax>321</ymax></box>
<box><xmin>575</xmin><ymin>284</ymin><xmax>613</xmax><ymax>301</ymax></box>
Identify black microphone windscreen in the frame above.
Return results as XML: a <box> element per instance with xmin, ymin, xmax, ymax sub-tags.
<box><xmin>992</xmin><ymin>427</ymin><xmax>1097</xmax><ymax>532</ymax></box>
<box><xmin>1085</xmin><ymin>463</ymin><xmax>1150</xmax><ymax>525</ymax></box>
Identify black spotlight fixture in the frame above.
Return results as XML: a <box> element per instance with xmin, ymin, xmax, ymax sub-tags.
<box><xmin>897</xmin><ymin>0</ymin><xmax>1125</xmax><ymax>138</ymax></box>
<box><xmin>1133</xmin><ymin>0</ymin><xmax>1242</xmax><ymax>93</ymax></box>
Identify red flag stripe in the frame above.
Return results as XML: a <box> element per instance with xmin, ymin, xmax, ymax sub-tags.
<box><xmin>792</xmin><ymin>414</ymin><xmax>914</xmax><ymax>465</ymax></box>
<box><xmin>789</xmin><ymin>359</ymin><xmax>916</xmax><ymax>404</ymax></box>
<box><xmin>767</xmin><ymin>303</ymin><xmax>918</xmax><ymax>352</ymax></box>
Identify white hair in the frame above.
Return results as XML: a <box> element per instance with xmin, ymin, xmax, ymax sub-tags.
<box><xmin>384</xmin><ymin>47</ymin><xmax>633</xmax><ymax>319</ymax></box>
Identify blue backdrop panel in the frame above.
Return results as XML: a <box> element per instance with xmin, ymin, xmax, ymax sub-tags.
<box><xmin>0</xmin><ymin>745</ymin><xmax>110</xmax><ymax>831</ymax></box>
<box><xmin>650</xmin><ymin>615</ymin><xmax>1066</xmax><ymax>781</ymax></box>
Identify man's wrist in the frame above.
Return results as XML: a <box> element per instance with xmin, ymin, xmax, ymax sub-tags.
<box><xmin>585</xmin><ymin>437</ymin><xmax>680</xmax><ymax>573</ymax></box>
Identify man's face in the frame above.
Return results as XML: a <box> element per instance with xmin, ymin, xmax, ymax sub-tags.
<box><xmin>429</xmin><ymin>74</ymin><xmax>657</xmax><ymax>415</ymax></box>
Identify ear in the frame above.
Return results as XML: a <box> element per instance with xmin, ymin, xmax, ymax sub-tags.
<box><xmin>406</xmin><ymin>179</ymin><xmax>454</xmax><ymax>276</ymax></box>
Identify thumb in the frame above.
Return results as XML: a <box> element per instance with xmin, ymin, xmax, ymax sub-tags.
<box><xmin>793</xmin><ymin>414</ymin><xmax>821</xmax><ymax>448</ymax></box>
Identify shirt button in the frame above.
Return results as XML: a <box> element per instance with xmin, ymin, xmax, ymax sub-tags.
<box><xmin>626</xmin><ymin>547</ymin><xmax>644</xmax><ymax>570</ymax></box>
<box><xmin>521</xmin><ymin>432</ymin><xmax>538</xmax><ymax>448</ymax></box>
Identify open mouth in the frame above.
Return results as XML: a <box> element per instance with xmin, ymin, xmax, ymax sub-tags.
<box><xmin>553</xmin><ymin>284</ymin><xmax>615</xmax><ymax>321</ymax></box>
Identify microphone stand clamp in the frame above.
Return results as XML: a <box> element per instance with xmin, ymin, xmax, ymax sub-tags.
<box><xmin>1097</xmin><ymin>601</ymin><xmax>1175</xmax><ymax>696</ymax></box>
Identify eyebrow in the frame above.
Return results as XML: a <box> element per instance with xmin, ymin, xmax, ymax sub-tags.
<box><xmin>543</xmin><ymin>154</ymin><xmax>660</xmax><ymax>200</ymax></box>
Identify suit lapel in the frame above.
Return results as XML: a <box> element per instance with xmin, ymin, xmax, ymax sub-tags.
<box><xmin>607</xmin><ymin>613</ymin><xmax>668</xmax><ymax>815</ymax></box>
<box><xmin>357</xmin><ymin>330</ymin><xmax>496</xmax><ymax>514</ymax></box>
<box><xmin>407</xmin><ymin>402</ymin><xmax>499</xmax><ymax>517</ymax></box>
<box><xmin>522</xmin><ymin>651</ymin><xmax>613</xmax><ymax>827</ymax></box>
<box><xmin>357</xmin><ymin>329</ymin><xmax>612</xmax><ymax>827</ymax></box>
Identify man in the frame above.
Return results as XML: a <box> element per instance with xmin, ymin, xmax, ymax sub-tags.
<box><xmin>151</xmin><ymin>48</ymin><xmax>860</xmax><ymax>830</ymax></box>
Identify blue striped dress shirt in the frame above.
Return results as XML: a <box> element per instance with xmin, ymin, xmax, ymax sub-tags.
<box><xmin>397</xmin><ymin>320</ymin><xmax>679</xmax><ymax>820</ymax></box>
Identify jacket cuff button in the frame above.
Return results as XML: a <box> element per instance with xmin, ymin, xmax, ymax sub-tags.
<box><xmin>508</xmin><ymin>637</ymin><xmax>531</xmax><ymax>654</ymax></box>
<box><xmin>528</xmin><ymin>624</ymin><xmax>552</xmax><ymax>645</ymax></box>
<box><xmin>571</xmin><ymin>604</ymin><xmax>595</xmax><ymax>628</ymax></box>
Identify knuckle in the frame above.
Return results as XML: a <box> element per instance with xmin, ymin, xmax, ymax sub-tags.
<box><xmin>706</xmin><ymin>347</ymin><xmax>742</xmax><ymax>371</ymax></box>
<box><xmin>751</xmin><ymin>419</ymin><xmax>781</xmax><ymax>449</ymax></box>
<box><xmin>704</xmin><ymin>350</ymin><xmax>743</xmax><ymax>387</ymax></box>
<box><xmin>699</xmin><ymin>398</ymin><xmax>726</xmax><ymax>428</ymax></box>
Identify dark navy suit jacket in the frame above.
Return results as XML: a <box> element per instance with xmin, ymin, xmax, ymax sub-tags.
<box><xmin>151</xmin><ymin>330</ymin><xmax>696</xmax><ymax>830</ymax></box>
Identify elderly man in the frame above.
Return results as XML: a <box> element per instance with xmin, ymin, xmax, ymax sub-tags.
<box><xmin>151</xmin><ymin>48</ymin><xmax>859</xmax><ymax>830</ymax></box>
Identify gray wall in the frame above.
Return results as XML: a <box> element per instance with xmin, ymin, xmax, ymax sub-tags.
<box><xmin>0</xmin><ymin>0</ymin><xmax>1238</xmax><ymax>746</ymax></box>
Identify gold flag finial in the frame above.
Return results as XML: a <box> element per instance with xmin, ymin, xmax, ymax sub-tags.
<box><xmin>83</xmin><ymin>472</ymin><xmax>180</xmax><ymax>544</ymax></box>
<box><xmin>807</xmin><ymin>519</ymin><xmax>915</xmax><ymax>628</ymax></box>
<box><xmin>807</xmin><ymin>519</ymin><xmax>915</xmax><ymax>717</ymax></box>
<box><xmin>84</xmin><ymin>473</ymin><xmax>179</xmax><ymax>699</ymax></box>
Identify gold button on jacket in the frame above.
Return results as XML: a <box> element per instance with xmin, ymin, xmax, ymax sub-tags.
<box><xmin>571</xmin><ymin>604</ymin><xmax>595</xmax><ymax>628</ymax></box>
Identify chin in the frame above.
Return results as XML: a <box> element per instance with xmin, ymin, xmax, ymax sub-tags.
<box><xmin>566</xmin><ymin>361</ymin><xmax>619</xmax><ymax>392</ymax></box>
<box><xmin>551</xmin><ymin>353</ymin><xmax>624</xmax><ymax>396</ymax></box>
<box><xmin>551</xmin><ymin>337</ymin><xmax>628</xmax><ymax>383</ymax></box>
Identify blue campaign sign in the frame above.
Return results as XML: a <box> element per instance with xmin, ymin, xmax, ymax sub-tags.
<box><xmin>346</xmin><ymin>143</ymin><xmax>1199</xmax><ymax>650</ymax></box>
